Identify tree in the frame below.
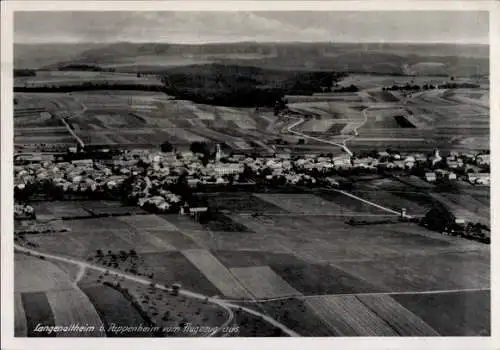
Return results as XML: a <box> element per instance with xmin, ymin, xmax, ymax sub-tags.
<box><xmin>190</xmin><ymin>141</ymin><xmax>212</xmax><ymax>156</ymax></box>
<box><xmin>160</xmin><ymin>141</ymin><xmax>173</xmax><ymax>153</ymax></box>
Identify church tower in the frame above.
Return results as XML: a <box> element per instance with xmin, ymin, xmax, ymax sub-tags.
<box><xmin>215</xmin><ymin>143</ymin><xmax>222</xmax><ymax>163</ymax></box>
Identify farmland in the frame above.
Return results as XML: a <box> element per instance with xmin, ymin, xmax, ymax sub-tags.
<box><xmin>14</xmin><ymin>253</ymin><xmax>105</xmax><ymax>337</ymax></box>
<box><xmin>15</xmin><ymin>185</ymin><xmax>490</xmax><ymax>336</ymax></box>
<box><xmin>12</xmin><ymin>38</ymin><xmax>490</xmax><ymax>337</ymax></box>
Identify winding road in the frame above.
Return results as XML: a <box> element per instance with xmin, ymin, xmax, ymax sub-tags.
<box><xmin>283</xmin><ymin>106</ymin><xmax>371</xmax><ymax>157</ymax></box>
<box><xmin>14</xmin><ymin>244</ymin><xmax>299</xmax><ymax>337</ymax></box>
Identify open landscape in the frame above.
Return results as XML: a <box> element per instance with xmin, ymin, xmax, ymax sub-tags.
<box><xmin>10</xmin><ymin>9</ymin><xmax>490</xmax><ymax>340</ymax></box>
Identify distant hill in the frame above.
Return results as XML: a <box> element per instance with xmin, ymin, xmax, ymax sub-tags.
<box><xmin>14</xmin><ymin>42</ymin><xmax>489</xmax><ymax>76</ymax></box>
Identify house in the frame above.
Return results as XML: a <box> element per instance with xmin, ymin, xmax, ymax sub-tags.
<box><xmin>467</xmin><ymin>173</ymin><xmax>490</xmax><ymax>185</ymax></box>
<box><xmin>476</xmin><ymin>154</ymin><xmax>490</xmax><ymax>166</ymax></box>
<box><xmin>71</xmin><ymin>159</ymin><xmax>93</xmax><ymax>166</ymax></box>
<box><xmin>425</xmin><ymin>172</ymin><xmax>437</xmax><ymax>182</ymax></box>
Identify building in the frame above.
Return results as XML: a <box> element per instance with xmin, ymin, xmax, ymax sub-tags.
<box><xmin>467</xmin><ymin>173</ymin><xmax>490</xmax><ymax>185</ymax></box>
<box><xmin>425</xmin><ymin>172</ymin><xmax>437</xmax><ymax>182</ymax></box>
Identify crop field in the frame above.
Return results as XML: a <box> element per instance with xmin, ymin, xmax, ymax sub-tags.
<box><xmin>258</xmin><ymin>298</ymin><xmax>333</xmax><ymax>336</ymax></box>
<box><xmin>15</xmin><ymin>253</ymin><xmax>109</xmax><ymax>337</ymax></box>
<box><xmin>356</xmin><ymin>294</ymin><xmax>439</xmax><ymax>336</ymax></box>
<box><xmin>314</xmin><ymin>190</ymin><xmax>395</xmax><ymax>215</ymax></box>
<box><xmin>304</xmin><ymin>295</ymin><xmax>398</xmax><ymax>336</ymax></box>
<box><xmin>393</xmin><ymin>290</ymin><xmax>490</xmax><ymax>336</ymax></box>
<box><xmin>46</xmin><ymin>289</ymin><xmax>105</xmax><ymax>336</ymax></box>
<box><xmin>429</xmin><ymin>193</ymin><xmax>490</xmax><ymax>226</ymax></box>
<box><xmin>32</xmin><ymin>201</ymin><xmax>92</xmax><ymax>219</ymax></box>
<box><xmin>79</xmin><ymin>284</ymin><xmax>156</xmax><ymax>337</ymax></box>
<box><xmin>21</xmin><ymin>292</ymin><xmax>56</xmax><ymax>337</ymax></box>
<box><xmin>253</xmin><ymin>193</ymin><xmax>357</xmax><ymax>215</ymax></box>
<box><xmin>15</xmin><ymin>293</ymin><xmax>28</xmax><ymax>336</ymax></box>
<box><xmin>182</xmin><ymin>249</ymin><xmax>250</xmax><ymax>298</ymax></box>
<box><xmin>14</xmin><ymin>71</ymin><xmax>163</xmax><ymax>88</ymax></box>
<box><xmin>128</xmin><ymin>251</ymin><xmax>221</xmax><ymax>296</ymax></box>
<box><xmin>299</xmin><ymin>119</ymin><xmax>337</xmax><ymax>132</ymax></box>
<box><xmin>436</xmin><ymin>193</ymin><xmax>490</xmax><ymax>221</ymax></box>
<box><xmin>351</xmin><ymin>190</ymin><xmax>432</xmax><ymax>216</ymax></box>
<box><xmin>335</xmin><ymin>250</ymin><xmax>490</xmax><ymax>292</ymax></box>
<box><xmin>230</xmin><ymin>266</ymin><xmax>301</xmax><ymax>299</ymax></box>
<box><xmin>15</xmin><ymin>254</ymin><xmax>75</xmax><ymax>293</ymax></box>
<box><xmin>202</xmin><ymin>193</ymin><xmax>287</xmax><ymax>214</ymax></box>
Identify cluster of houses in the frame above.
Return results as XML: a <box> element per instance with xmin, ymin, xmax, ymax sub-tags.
<box><xmin>14</xmin><ymin>146</ymin><xmax>490</xmax><ymax>212</ymax></box>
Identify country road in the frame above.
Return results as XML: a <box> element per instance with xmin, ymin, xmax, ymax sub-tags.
<box><xmin>283</xmin><ymin>105</ymin><xmax>372</xmax><ymax>156</ymax></box>
<box><xmin>14</xmin><ymin>244</ymin><xmax>300</xmax><ymax>337</ymax></box>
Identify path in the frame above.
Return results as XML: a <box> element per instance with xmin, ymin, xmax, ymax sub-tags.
<box><xmin>14</xmin><ymin>244</ymin><xmax>299</xmax><ymax>337</ymax></box>
<box><xmin>218</xmin><ymin>287</ymin><xmax>490</xmax><ymax>304</ymax></box>
<box><xmin>56</xmin><ymin>113</ymin><xmax>85</xmax><ymax>148</ymax></box>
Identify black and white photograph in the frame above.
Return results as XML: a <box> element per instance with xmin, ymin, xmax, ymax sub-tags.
<box><xmin>1</xmin><ymin>1</ymin><xmax>498</xmax><ymax>348</ymax></box>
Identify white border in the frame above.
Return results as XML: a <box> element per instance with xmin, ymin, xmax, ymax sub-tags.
<box><xmin>1</xmin><ymin>2</ymin><xmax>498</xmax><ymax>350</ymax></box>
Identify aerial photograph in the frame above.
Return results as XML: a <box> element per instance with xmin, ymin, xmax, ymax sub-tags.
<box><xmin>11</xmin><ymin>10</ymin><xmax>490</xmax><ymax>337</ymax></box>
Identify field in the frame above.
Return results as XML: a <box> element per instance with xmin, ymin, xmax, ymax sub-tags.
<box><xmin>356</xmin><ymin>294</ymin><xmax>439</xmax><ymax>336</ymax></box>
<box><xmin>335</xmin><ymin>250</ymin><xmax>490</xmax><ymax>292</ymax></box>
<box><xmin>14</xmin><ymin>254</ymin><xmax>105</xmax><ymax>337</ymax></box>
<box><xmin>393</xmin><ymin>290</ymin><xmax>490</xmax><ymax>336</ymax></box>
<box><xmin>18</xmin><ymin>186</ymin><xmax>490</xmax><ymax>336</ymax></box>
<box><xmin>78</xmin><ymin>284</ymin><xmax>157</xmax><ymax>337</ymax></box>
<box><xmin>304</xmin><ymin>295</ymin><xmax>398</xmax><ymax>336</ymax></box>
<box><xmin>182</xmin><ymin>249</ymin><xmax>250</xmax><ymax>298</ymax></box>
<box><xmin>230</xmin><ymin>266</ymin><xmax>302</xmax><ymax>299</ymax></box>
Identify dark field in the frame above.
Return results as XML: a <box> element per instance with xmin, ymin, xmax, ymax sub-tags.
<box><xmin>133</xmin><ymin>251</ymin><xmax>221</xmax><ymax>296</ymax></box>
<box><xmin>259</xmin><ymin>298</ymin><xmax>333</xmax><ymax>336</ymax></box>
<box><xmin>394</xmin><ymin>115</ymin><xmax>416</xmax><ymax>128</ymax></box>
<box><xmin>393</xmin><ymin>290</ymin><xmax>490</xmax><ymax>336</ymax></box>
<box><xmin>21</xmin><ymin>292</ymin><xmax>55</xmax><ymax>337</ymax></box>
<box><xmin>203</xmin><ymin>193</ymin><xmax>287</xmax><ymax>213</ymax></box>
<box><xmin>79</xmin><ymin>284</ymin><xmax>155</xmax><ymax>337</ymax></box>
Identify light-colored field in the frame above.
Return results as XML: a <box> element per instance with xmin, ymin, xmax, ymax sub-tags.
<box><xmin>15</xmin><ymin>254</ymin><xmax>75</xmax><ymax>293</ymax></box>
<box><xmin>118</xmin><ymin>214</ymin><xmax>178</xmax><ymax>230</ymax></box>
<box><xmin>300</xmin><ymin>119</ymin><xmax>337</xmax><ymax>132</ymax></box>
<box><xmin>356</xmin><ymin>294</ymin><xmax>439</xmax><ymax>336</ymax></box>
<box><xmin>305</xmin><ymin>295</ymin><xmax>397</xmax><ymax>336</ymax></box>
<box><xmin>182</xmin><ymin>249</ymin><xmax>250</xmax><ymax>298</ymax></box>
<box><xmin>253</xmin><ymin>193</ymin><xmax>353</xmax><ymax>215</ymax></box>
<box><xmin>230</xmin><ymin>266</ymin><xmax>301</xmax><ymax>299</ymax></box>
<box><xmin>117</xmin><ymin>228</ymin><xmax>178</xmax><ymax>253</ymax></box>
<box><xmin>46</xmin><ymin>289</ymin><xmax>106</xmax><ymax>336</ymax></box>
<box><xmin>14</xmin><ymin>293</ymin><xmax>28</xmax><ymax>337</ymax></box>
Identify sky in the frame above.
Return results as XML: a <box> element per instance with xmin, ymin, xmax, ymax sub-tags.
<box><xmin>14</xmin><ymin>11</ymin><xmax>489</xmax><ymax>44</ymax></box>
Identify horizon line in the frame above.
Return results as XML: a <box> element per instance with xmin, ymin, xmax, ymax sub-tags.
<box><xmin>14</xmin><ymin>40</ymin><xmax>489</xmax><ymax>46</ymax></box>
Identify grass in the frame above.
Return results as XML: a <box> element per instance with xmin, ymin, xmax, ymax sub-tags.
<box><xmin>393</xmin><ymin>290</ymin><xmax>490</xmax><ymax>336</ymax></box>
